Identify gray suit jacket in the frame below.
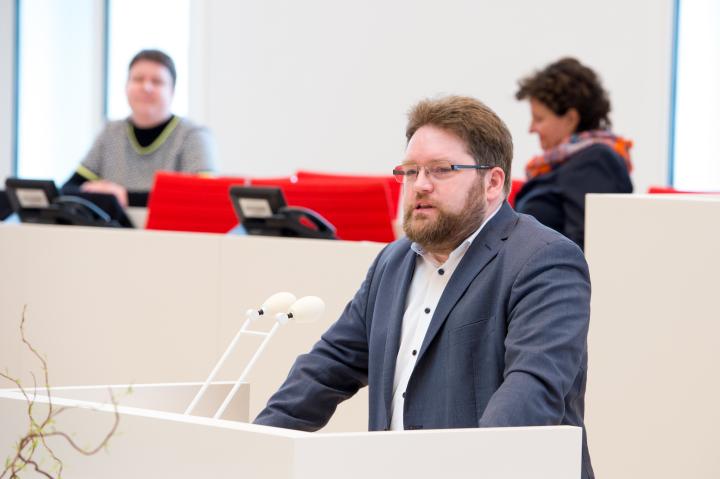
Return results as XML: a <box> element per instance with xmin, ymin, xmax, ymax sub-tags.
<box><xmin>255</xmin><ymin>202</ymin><xmax>594</xmax><ymax>478</ymax></box>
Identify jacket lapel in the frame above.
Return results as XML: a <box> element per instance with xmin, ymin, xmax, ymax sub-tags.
<box><xmin>380</xmin><ymin>247</ymin><xmax>417</xmax><ymax>426</ymax></box>
<box><xmin>416</xmin><ymin>202</ymin><xmax>518</xmax><ymax>362</ymax></box>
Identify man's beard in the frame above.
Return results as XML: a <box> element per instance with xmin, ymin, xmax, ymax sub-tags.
<box><xmin>403</xmin><ymin>180</ymin><xmax>487</xmax><ymax>254</ymax></box>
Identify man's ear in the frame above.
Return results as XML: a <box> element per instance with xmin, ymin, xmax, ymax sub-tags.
<box><xmin>485</xmin><ymin>167</ymin><xmax>506</xmax><ymax>202</ymax></box>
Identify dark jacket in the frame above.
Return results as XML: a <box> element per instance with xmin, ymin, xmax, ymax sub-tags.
<box><xmin>515</xmin><ymin>143</ymin><xmax>633</xmax><ymax>249</ymax></box>
<box><xmin>255</xmin><ymin>202</ymin><xmax>595</xmax><ymax>478</ymax></box>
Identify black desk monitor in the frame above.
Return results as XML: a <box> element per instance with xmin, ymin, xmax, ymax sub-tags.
<box><xmin>0</xmin><ymin>190</ymin><xmax>11</xmax><ymax>221</ymax></box>
<box><xmin>229</xmin><ymin>185</ymin><xmax>336</xmax><ymax>240</ymax></box>
<box><xmin>5</xmin><ymin>178</ymin><xmax>133</xmax><ymax>228</ymax></box>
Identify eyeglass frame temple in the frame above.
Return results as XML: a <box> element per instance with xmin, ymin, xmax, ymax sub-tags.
<box><xmin>392</xmin><ymin>163</ymin><xmax>494</xmax><ymax>176</ymax></box>
<box><xmin>450</xmin><ymin>164</ymin><xmax>494</xmax><ymax>171</ymax></box>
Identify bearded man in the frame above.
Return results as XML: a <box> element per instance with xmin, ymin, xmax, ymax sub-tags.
<box><xmin>255</xmin><ymin>95</ymin><xmax>594</xmax><ymax>479</ymax></box>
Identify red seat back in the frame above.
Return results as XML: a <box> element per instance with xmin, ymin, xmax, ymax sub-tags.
<box><xmin>253</xmin><ymin>178</ymin><xmax>395</xmax><ymax>242</ymax></box>
<box><xmin>146</xmin><ymin>172</ymin><xmax>396</xmax><ymax>241</ymax></box>
<box><xmin>247</xmin><ymin>176</ymin><xmax>298</xmax><ymax>187</ymax></box>
<box><xmin>295</xmin><ymin>170</ymin><xmax>401</xmax><ymax>219</ymax></box>
<box><xmin>146</xmin><ymin>172</ymin><xmax>246</xmax><ymax>233</ymax></box>
<box><xmin>648</xmin><ymin>186</ymin><xmax>682</xmax><ymax>194</ymax></box>
<box><xmin>508</xmin><ymin>178</ymin><xmax>525</xmax><ymax>208</ymax></box>
<box><xmin>648</xmin><ymin>186</ymin><xmax>720</xmax><ymax>194</ymax></box>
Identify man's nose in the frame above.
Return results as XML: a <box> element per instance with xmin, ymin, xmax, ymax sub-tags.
<box><xmin>413</xmin><ymin>168</ymin><xmax>433</xmax><ymax>192</ymax></box>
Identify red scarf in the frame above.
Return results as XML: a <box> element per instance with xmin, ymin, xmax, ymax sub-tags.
<box><xmin>526</xmin><ymin>130</ymin><xmax>634</xmax><ymax>180</ymax></box>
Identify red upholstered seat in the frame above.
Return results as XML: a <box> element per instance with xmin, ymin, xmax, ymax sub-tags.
<box><xmin>285</xmin><ymin>180</ymin><xmax>395</xmax><ymax>242</ymax></box>
<box><xmin>247</xmin><ymin>176</ymin><xmax>298</xmax><ymax>187</ymax></box>
<box><xmin>648</xmin><ymin>186</ymin><xmax>682</xmax><ymax>194</ymax></box>
<box><xmin>146</xmin><ymin>171</ymin><xmax>396</xmax><ymax>242</ymax></box>
<box><xmin>508</xmin><ymin>178</ymin><xmax>525</xmax><ymax>208</ymax></box>
<box><xmin>647</xmin><ymin>186</ymin><xmax>720</xmax><ymax>194</ymax></box>
<box><xmin>146</xmin><ymin>172</ymin><xmax>247</xmax><ymax>233</ymax></box>
<box><xmin>248</xmin><ymin>176</ymin><xmax>396</xmax><ymax>242</ymax></box>
<box><xmin>294</xmin><ymin>170</ymin><xmax>401</xmax><ymax>219</ymax></box>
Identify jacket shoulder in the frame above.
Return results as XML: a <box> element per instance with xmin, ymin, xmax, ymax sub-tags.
<box><xmin>566</xmin><ymin>143</ymin><xmax>629</xmax><ymax>175</ymax></box>
<box><xmin>511</xmin><ymin>212</ymin><xmax>584</xmax><ymax>255</ymax></box>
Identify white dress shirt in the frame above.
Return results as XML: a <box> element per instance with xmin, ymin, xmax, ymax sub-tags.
<box><xmin>390</xmin><ymin>204</ymin><xmax>500</xmax><ymax>430</ymax></box>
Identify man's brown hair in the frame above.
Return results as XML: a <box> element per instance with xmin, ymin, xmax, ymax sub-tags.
<box><xmin>406</xmin><ymin>95</ymin><xmax>513</xmax><ymax>195</ymax></box>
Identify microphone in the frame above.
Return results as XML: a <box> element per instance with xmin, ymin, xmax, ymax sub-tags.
<box><xmin>212</xmin><ymin>295</ymin><xmax>326</xmax><ymax>419</ymax></box>
<box><xmin>185</xmin><ymin>292</ymin><xmax>296</xmax><ymax>416</ymax></box>
<box><xmin>246</xmin><ymin>291</ymin><xmax>297</xmax><ymax>321</ymax></box>
<box><xmin>275</xmin><ymin>296</ymin><xmax>325</xmax><ymax>324</ymax></box>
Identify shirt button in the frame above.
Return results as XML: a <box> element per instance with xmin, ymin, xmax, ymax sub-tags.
<box><xmin>424</xmin><ymin>307</ymin><xmax>431</xmax><ymax>314</ymax></box>
<box><xmin>412</xmin><ymin>349</ymin><xmax>417</xmax><ymax>356</ymax></box>
<box><xmin>402</xmin><ymin>392</ymin><xmax>406</xmax><ymax>398</ymax></box>
<box><xmin>438</xmin><ymin>268</ymin><xmax>445</xmax><ymax>275</ymax></box>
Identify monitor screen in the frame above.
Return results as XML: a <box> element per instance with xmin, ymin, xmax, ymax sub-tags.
<box><xmin>0</xmin><ymin>190</ymin><xmax>11</xmax><ymax>221</ymax></box>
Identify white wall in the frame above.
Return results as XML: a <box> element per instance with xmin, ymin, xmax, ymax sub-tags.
<box><xmin>107</xmin><ymin>0</ymin><xmax>191</xmax><ymax>120</ymax></box>
<box><xmin>0</xmin><ymin>0</ymin><xmax>15</xmax><ymax>181</ymax></box>
<box><xmin>15</xmin><ymin>0</ymin><xmax>105</xmax><ymax>183</ymax></box>
<box><xmin>194</xmin><ymin>0</ymin><xmax>674</xmax><ymax>193</ymax></box>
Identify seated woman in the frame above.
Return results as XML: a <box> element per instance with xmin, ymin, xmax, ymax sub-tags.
<box><xmin>514</xmin><ymin>57</ymin><xmax>633</xmax><ymax>250</ymax></box>
<box><xmin>63</xmin><ymin>49</ymin><xmax>216</xmax><ymax>207</ymax></box>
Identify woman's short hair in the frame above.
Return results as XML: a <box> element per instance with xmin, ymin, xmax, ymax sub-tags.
<box><xmin>128</xmin><ymin>49</ymin><xmax>177</xmax><ymax>87</ymax></box>
<box><xmin>516</xmin><ymin>57</ymin><xmax>611</xmax><ymax>132</ymax></box>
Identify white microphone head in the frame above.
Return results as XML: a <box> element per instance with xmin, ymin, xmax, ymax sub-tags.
<box><xmin>261</xmin><ymin>292</ymin><xmax>297</xmax><ymax>315</ymax></box>
<box><xmin>282</xmin><ymin>296</ymin><xmax>325</xmax><ymax>324</ymax></box>
<box><xmin>246</xmin><ymin>292</ymin><xmax>297</xmax><ymax>321</ymax></box>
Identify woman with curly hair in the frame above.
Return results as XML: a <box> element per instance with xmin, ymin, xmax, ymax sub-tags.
<box><xmin>514</xmin><ymin>57</ymin><xmax>633</xmax><ymax>250</ymax></box>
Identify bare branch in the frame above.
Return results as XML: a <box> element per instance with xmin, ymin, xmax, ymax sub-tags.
<box><xmin>17</xmin><ymin>453</ymin><xmax>53</xmax><ymax>479</ymax></box>
<box><xmin>1</xmin><ymin>306</ymin><xmax>121</xmax><ymax>479</ymax></box>
<box><xmin>38</xmin><ymin>435</ymin><xmax>63</xmax><ymax>479</ymax></box>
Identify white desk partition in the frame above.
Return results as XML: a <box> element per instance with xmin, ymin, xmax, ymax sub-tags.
<box><xmin>0</xmin><ymin>224</ymin><xmax>383</xmax><ymax>431</ymax></box>
<box><xmin>32</xmin><ymin>382</ymin><xmax>251</xmax><ymax>421</ymax></box>
<box><xmin>0</xmin><ymin>387</ymin><xmax>582</xmax><ymax>479</ymax></box>
<box><xmin>584</xmin><ymin>194</ymin><xmax>720</xmax><ymax>479</ymax></box>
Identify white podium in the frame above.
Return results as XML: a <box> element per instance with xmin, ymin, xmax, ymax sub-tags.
<box><xmin>0</xmin><ymin>385</ymin><xmax>581</xmax><ymax>478</ymax></box>
<box><xmin>0</xmin><ymin>223</ymin><xmax>582</xmax><ymax>478</ymax></box>
<box><xmin>0</xmin><ymin>224</ymin><xmax>382</xmax><ymax>432</ymax></box>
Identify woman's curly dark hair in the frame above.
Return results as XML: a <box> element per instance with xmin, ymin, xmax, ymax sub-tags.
<box><xmin>516</xmin><ymin>57</ymin><xmax>611</xmax><ymax>132</ymax></box>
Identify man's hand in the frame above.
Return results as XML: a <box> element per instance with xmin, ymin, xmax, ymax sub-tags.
<box><xmin>80</xmin><ymin>180</ymin><xmax>129</xmax><ymax>207</ymax></box>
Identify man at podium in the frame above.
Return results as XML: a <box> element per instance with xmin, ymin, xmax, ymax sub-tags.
<box><xmin>255</xmin><ymin>96</ymin><xmax>594</xmax><ymax>479</ymax></box>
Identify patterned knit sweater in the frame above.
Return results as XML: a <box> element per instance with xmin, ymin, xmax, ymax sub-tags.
<box><xmin>76</xmin><ymin>116</ymin><xmax>216</xmax><ymax>191</ymax></box>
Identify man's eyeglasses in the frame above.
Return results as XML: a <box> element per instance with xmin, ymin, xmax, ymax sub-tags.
<box><xmin>392</xmin><ymin>161</ymin><xmax>493</xmax><ymax>184</ymax></box>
